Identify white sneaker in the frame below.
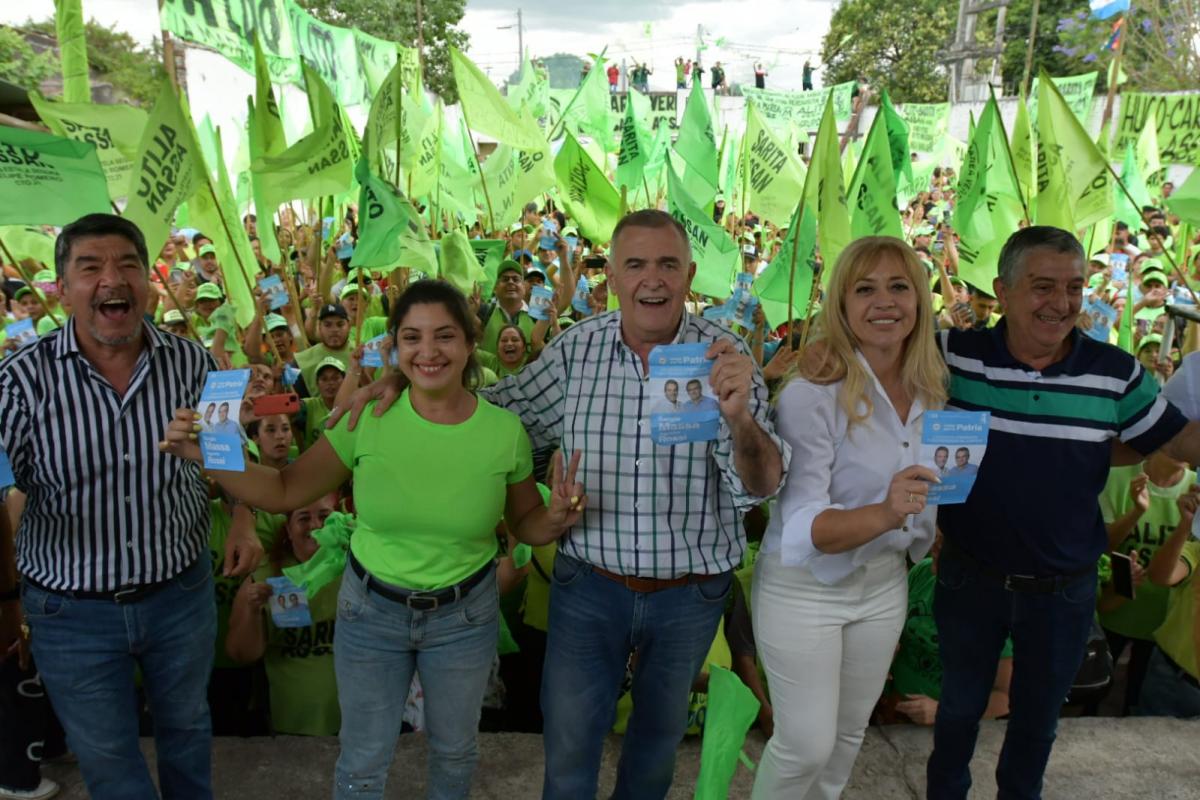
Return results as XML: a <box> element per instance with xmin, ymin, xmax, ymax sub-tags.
<box><xmin>0</xmin><ymin>778</ymin><xmax>59</xmax><ymax>800</ymax></box>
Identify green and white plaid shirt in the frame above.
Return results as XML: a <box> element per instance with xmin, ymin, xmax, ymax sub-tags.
<box><xmin>482</xmin><ymin>310</ymin><xmax>790</xmax><ymax>578</ymax></box>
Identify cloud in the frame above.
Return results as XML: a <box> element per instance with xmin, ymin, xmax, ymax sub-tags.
<box><xmin>466</xmin><ymin>0</ymin><xmax>716</xmax><ymax>30</ymax></box>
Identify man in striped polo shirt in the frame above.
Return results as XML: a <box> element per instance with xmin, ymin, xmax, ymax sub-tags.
<box><xmin>0</xmin><ymin>215</ymin><xmax>262</xmax><ymax>800</ymax></box>
<box><xmin>927</xmin><ymin>226</ymin><xmax>1200</xmax><ymax>800</ymax></box>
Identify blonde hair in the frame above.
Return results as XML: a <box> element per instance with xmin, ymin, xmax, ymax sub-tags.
<box><xmin>797</xmin><ymin>236</ymin><xmax>948</xmax><ymax>425</ymax></box>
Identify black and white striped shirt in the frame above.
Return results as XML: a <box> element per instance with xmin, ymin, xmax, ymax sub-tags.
<box><xmin>0</xmin><ymin>319</ymin><xmax>215</xmax><ymax>592</ymax></box>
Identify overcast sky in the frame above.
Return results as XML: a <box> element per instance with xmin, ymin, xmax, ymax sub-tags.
<box><xmin>2</xmin><ymin>0</ymin><xmax>834</xmax><ymax>91</ymax></box>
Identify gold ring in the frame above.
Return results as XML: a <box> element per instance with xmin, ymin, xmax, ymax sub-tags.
<box><xmin>908</xmin><ymin>493</ymin><xmax>916</xmax><ymax>504</ymax></box>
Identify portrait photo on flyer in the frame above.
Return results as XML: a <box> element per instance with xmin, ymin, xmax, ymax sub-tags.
<box><xmin>647</xmin><ymin>343</ymin><xmax>721</xmax><ymax>446</ymax></box>
<box><xmin>197</xmin><ymin>369</ymin><xmax>250</xmax><ymax>472</ymax></box>
<box><xmin>920</xmin><ymin>410</ymin><xmax>990</xmax><ymax>504</ymax></box>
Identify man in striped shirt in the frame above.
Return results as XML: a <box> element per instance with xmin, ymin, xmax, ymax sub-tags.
<box><xmin>927</xmin><ymin>226</ymin><xmax>1200</xmax><ymax>800</ymax></box>
<box><xmin>339</xmin><ymin>210</ymin><xmax>788</xmax><ymax>799</ymax></box>
<box><xmin>0</xmin><ymin>214</ymin><xmax>262</xmax><ymax>800</ymax></box>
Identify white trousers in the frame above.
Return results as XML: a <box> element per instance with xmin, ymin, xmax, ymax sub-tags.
<box><xmin>750</xmin><ymin>550</ymin><xmax>907</xmax><ymax>799</ymax></box>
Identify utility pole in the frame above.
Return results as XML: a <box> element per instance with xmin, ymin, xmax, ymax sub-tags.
<box><xmin>517</xmin><ymin>8</ymin><xmax>524</xmax><ymax>66</ymax></box>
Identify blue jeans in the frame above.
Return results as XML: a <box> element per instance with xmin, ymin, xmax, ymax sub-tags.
<box><xmin>22</xmin><ymin>553</ymin><xmax>216</xmax><ymax>800</ymax></box>
<box><xmin>1136</xmin><ymin>646</ymin><xmax>1200</xmax><ymax>718</ymax></box>
<box><xmin>333</xmin><ymin>562</ymin><xmax>498</xmax><ymax>800</ymax></box>
<box><xmin>927</xmin><ymin>546</ymin><xmax>1096</xmax><ymax>800</ymax></box>
<box><xmin>540</xmin><ymin>553</ymin><xmax>732</xmax><ymax>800</ymax></box>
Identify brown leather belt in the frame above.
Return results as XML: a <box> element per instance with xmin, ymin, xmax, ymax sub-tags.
<box><xmin>592</xmin><ymin>565</ymin><xmax>720</xmax><ymax>593</ymax></box>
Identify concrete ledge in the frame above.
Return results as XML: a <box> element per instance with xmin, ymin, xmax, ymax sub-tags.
<box><xmin>45</xmin><ymin>718</ymin><xmax>1200</xmax><ymax>798</ymax></box>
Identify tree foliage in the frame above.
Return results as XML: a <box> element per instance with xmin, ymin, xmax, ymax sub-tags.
<box><xmin>0</xmin><ymin>27</ymin><xmax>59</xmax><ymax>89</ymax></box>
<box><xmin>977</xmin><ymin>0</ymin><xmax>1085</xmax><ymax>94</ymax></box>
<box><xmin>819</xmin><ymin>0</ymin><xmax>956</xmax><ymax>103</ymax></box>
<box><xmin>298</xmin><ymin>0</ymin><xmax>469</xmax><ymax>102</ymax></box>
<box><xmin>1052</xmin><ymin>0</ymin><xmax>1200</xmax><ymax>93</ymax></box>
<box><xmin>22</xmin><ymin>17</ymin><xmax>162</xmax><ymax>104</ymax></box>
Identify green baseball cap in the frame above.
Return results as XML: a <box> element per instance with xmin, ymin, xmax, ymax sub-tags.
<box><xmin>32</xmin><ymin>269</ymin><xmax>57</xmax><ymax>284</ymax></box>
<box><xmin>1140</xmin><ymin>268</ymin><xmax>1168</xmax><ymax>286</ymax></box>
<box><xmin>198</xmin><ymin>244</ymin><xmax>217</xmax><ymax>258</ymax></box>
<box><xmin>195</xmin><ymin>283</ymin><xmax>224</xmax><ymax>301</ymax></box>
<box><xmin>316</xmin><ymin>356</ymin><xmax>346</xmax><ymax>376</ymax></box>
<box><xmin>162</xmin><ymin>309</ymin><xmax>186</xmax><ymax>325</ymax></box>
<box><xmin>340</xmin><ymin>283</ymin><xmax>363</xmax><ymax>299</ymax></box>
<box><xmin>1136</xmin><ymin>333</ymin><xmax>1163</xmax><ymax>353</ymax></box>
<box><xmin>497</xmin><ymin>259</ymin><xmax>524</xmax><ymax>277</ymax></box>
<box><xmin>265</xmin><ymin>313</ymin><xmax>289</xmax><ymax>331</ymax></box>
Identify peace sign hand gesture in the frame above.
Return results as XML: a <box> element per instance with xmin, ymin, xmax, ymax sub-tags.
<box><xmin>546</xmin><ymin>449</ymin><xmax>587</xmax><ymax>533</ymax></box>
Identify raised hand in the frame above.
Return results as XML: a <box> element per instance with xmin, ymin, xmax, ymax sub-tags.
<box><xmin>546</xmin><ymin>449</ymin><xmax>587</xmax><ymax>533</ymax></box>
<box><xmin>158</xmin><ymin>408</ymin><xmax>204</xmax><ymax>463</ymax></box>
<box><xmin>881</xmin><ymin>465</ymin><xmax>939</xmax><ymax>529</ymax></box>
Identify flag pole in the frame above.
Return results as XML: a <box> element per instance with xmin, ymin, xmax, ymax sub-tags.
<box><xmin>457</xmin><ymin>111</ymin><xmax>497</xmax><ymax>232</ymax></box>
<box><xmin>988</xmin><ymin>84</ymin><xmax>1032</xmax><ymax>225</ymax></box>
<box><xmin>785</xmin><ymin>198</ymin><xmax>806</xmax><ymax>343</ymax></box>
<box><xmin>0</xmin><ymin>238</ymin><xmax>63</xmax><ymax>328</ymax></box>
<box><xmin>1100</xmin><ymin>13</ymin><xmax>1126</xmax><ymax>137</ymax></box>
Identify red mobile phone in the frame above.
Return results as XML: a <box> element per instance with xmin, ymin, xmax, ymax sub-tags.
<box><xmin>253</xmin><ymin>393</ymin><xmax>300</xmax><ymax>416</ymax></box>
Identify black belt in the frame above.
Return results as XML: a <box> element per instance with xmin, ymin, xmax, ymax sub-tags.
<box><xmin>944</xmin><ymin>538</ymin><xmax>1093</xmax><ymax>594</ymax></box>
<box><xmin>1160</xmin><ymin>647</ymin><xmax>1200</xmax><ymax>691</ymax></box>
<box><xmin>348</xmin><ymin>551</ymin><xmax>494</xmax><ymax>611</ymax></box>
<box><xmin>25</xmin><ymin>572</ymin><xmax>177</xmax><ymax>604</ymax></box>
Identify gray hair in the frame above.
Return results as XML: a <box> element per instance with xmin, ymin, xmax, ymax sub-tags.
<box><xmin>55</xmin><ymin>213</ymin><xmax>149</xmax><ymax>280</ymax></box>
<box><xmin>996</xmin><ymin>226</ymin><xmax>1085</xmax><ymax>288</ymax></box>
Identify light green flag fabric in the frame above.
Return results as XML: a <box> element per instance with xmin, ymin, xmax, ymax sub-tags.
<box><xmin>848</xmin><ymin>111</ymin><xmax>902</xmax><ymax>240</ymax></box>
<box><xmin>250</xmin><ymin>62</ymin><xmax>352</xmax><ymax>210</ymax></box>
<box><xmin>753</xmin><ymin>200</ymin><xmax>818</xmax><ymax>328</ymax></box>
<box><xmin>54</xmin><ymin>0</ymin><xmax>90</xmax><ymax>104</ymax></box>
<box><xmin>470</xmin><ymin>239</ymin><xmax>508</xmax><ymax>298</ymax></box>
<box><xmin>616</xmin><ymin>90</ymin><xmax>652</xmax><ymax>199</ymax></box>
<box><xmin>253</xmin><ymin>35</ymin><xmax>287</xmax><ymax>157</ymax></box>
<box><xmin>1010</xmin><ymin>87</ymin><xmax>1036</xmax><ymax>212</ymax></box>
<box><xmin>0</xmin><ymin>225</ymin><xmax>56</xmax><ymax>269</ymax></box>
<box><xmin>1166</xmin><ymin>166</ymin><xmax>1200</xmax><ymax>227</ymax></box>
<box><xmin>351</xmin><ymin>154</ymin><xmax>438</xmax><ymax>276</ymax></box>
<box><xmin>450</xmin><ymin>47</ymin><xmax>545</xmax><ymax>151</ymax></box>
<box><xmin>742</xmin><ymin>101</ymin><xmax>805</xmax><ymax>228</ymax></box>
<box><xmin>878</xmin><ymin>88</ymin><xmax>913</xmax><ymax>188</ymax></box>
<box><xmin>0</xmin><ymin>126</ymin><xmax>110</xmax><ymax>227</ymax></box>
<box><xmin>577</xmin><ymin>57</ymin><xmax>615</xmax><ymax>149</ymax></box>
<box><xmin>674</xmin><ymin>81</ymin><xmax>720</xmax><ymax>210</ymax></box>
<box><xmin>507</xmin><ymin>52</ymin><xmax>549</xmax><ymax>119</ymax></box>
<box><xmin>439</xmin><ymin>228</ymin><xmax>487</xmax><ymax>295</ymax></box>
<box><xmin>121</xmin><ymin>77</ymin><xmax>205</xmax><ymax>258</ymax></box>
<box><xmin>667</xmin><ymin>164</ymin><xmax>738</xmax><ymax>299</ymax></box>
<box><xmin>952</xmin><ymin>97</ymin><xmax>1024</xmax><ymax>293</ymax></box>
<box><xmin>28</xmin><ymin>91</ymin><xmax>146</xmax><ymax>202</ymax></box>
<box><xmin>1136</xmin><ymin>121</ymin><xmax>1162</xmax><ymax>202</ymax></box>
<box><xmin>208</xmin><ymin>127</ymin><xmax>259</xmax><ymax>328</ymax></box>
<box><xmin>804</xmin><ymin>94</ymin><xmax>851</xmax><ymax>284</ymax></box>
<box><xmin>245</xmin><ymin>97</ymin><xmax>282</xmax><ymax>264</ymax></box>
<box><xmin>693</xmin><ymin>666</ymin><xmax>761</xmax><ymax>800</ymax></box>
<box><xmin>1035</xmin><ymin>69</ymin><xmax>1113</xmax><ymax>232</ymax></box>
<box><xmin>1115</xmin><ymin>143</ymin><xmax>1151</xmax><ymax>232</ymax></box>
<box><xmin>554</xmin><ymin>131</ymin><xmax>621</xmax><ymax>245</ymax></box>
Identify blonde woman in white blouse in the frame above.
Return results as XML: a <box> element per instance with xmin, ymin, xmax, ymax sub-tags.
<box><xmin>752</xmin><ymin>237</ymin><xmax>949</xmax><ymax>799</ymax></box>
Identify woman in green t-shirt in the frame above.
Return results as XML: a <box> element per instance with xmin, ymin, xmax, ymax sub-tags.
<box><xmin>495</xmin><ymin>324</ymin><xmax>530</xmax><ymax>378</ymax></box>
<box><xmin>162</xmin><ymin>279</ymin><xmax>586</xmax><ymax>800</ymax></box>
<box><xmin>226</xmin><ymin>493</ymin><xmax>341</xmax><ymax>736</ymax></box>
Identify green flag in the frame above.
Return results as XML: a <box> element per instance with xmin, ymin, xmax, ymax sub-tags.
<box><xmin>674</xmin><ymin>81</ymin><xmax>720</xmax><ymax>209</ymax></box>
<box><xmin>439</xmin><ymin>227</ymin><xmax>487</xmax><ymax>295</ymax></box>
<box><xmin>666</xmin><ymin>164</ymin><xmax>738</xmax><ymax>298</ymax></box>
<box><xmin>0</xmin><ymin>225</ymin><xmax>56</xmax><ymax>269</ymax></box>
<box><xmin>470</xmin><ymin>239</ymin><xmax>508</xmax><ymax>298</ymax></box>
<box><xmin>693</xmin><ymin>666</ymin><xmax>761</xmax><ymax>800</ymax></box>
<box><xmin>0</xmin><ymin>126</ymin><xmax>110</xmax><ymax>227</ymax></box>
<box><xmin>207</xmin><ymin>127</ymin><xmax>259</xmax><ymax>328</ymax></box>
<box><xmin>54</xmin><ymin>0</ymin><xmax>90</xmax><ymax>104</ymax></box>
<box><xmin>554</xmin><ymin>131</ymin><xmax>621</xmax><ymax>245</ymax></box>
<box><xmin>1136</xmin><ymin>120</ymin><xmax>1163</xmax><ymax>201</ymax></box>
<box><xmin>450</xmin><ymin>47</ymin><xmax>545</xmax><ymax>151</ymax></box>
<box><xmin>251</xmin><ymin>62</ymin><xmax>352</xmax><ymax>210</ymax></box>
<box><xmin>246</xmin><ymin>98</ymin><xmax>282</xmax><ymax>264</ymax></box>
<box><xmin>1166</xmin><ymin>165</ymin><xmax>1200</xmax><ymax>227</ymax></box>
<box><xmin>253</xmin><ymin>34</ymin><xmax>287</xmax><ymax>157</ymax></box>
<box><xmin>577</xmin><ymin>56</ymin><xmax>615</xmax><ymax>148</ymax></box>
<box><xmin>1035</xmin><ymin>69</ymin><xmax>1112</xmax><ymax>232</ymax></box>
<box><xmin>121</xmin><ymin>78</ymin><xmax>205</xmax><ymax>257</ymax></box>
<box><xmin>410</xmin><ymin>98</ymin><xmax>444</xmax><ymax>202</ymax></box>
<box><xmin>507</xmin><ymin>51</ymin><xmax>549</xmax><ymax>119</ymax></box>
<box><xmin>742</xmin><ymin>101</ymin><xmax>805</xmax><ymax>227</ymax></box>
<box><xmin>28</xmin><ymin>91</ymin><xmax>146</xmax><ymax>203</ymax></box>
<box><xmin>1115</xmin><ymin>143</ymin><xmax>1151</xmax><ymax>231</ymax></box>
<box><xmin>848</xmin><ymin>111</ymin><xmax>902</xmax><ymax>240</ymax></box>
<box><xmin>351</xmin><ymin>155</ymin><xmax>437</xmax><ymax>276</ymax></box>
<box><xmin>616</xmin><ymin>91</ymin><xmax>652</xmax><ymax>199</ymax></box>
<box><xmin>753</xmin><ymin>200</ymin><xmax>817</xmax><ymax>328</ymax></box>
<box><xmin>1010</xmin><ymin>86</ymin><xmax>1036</xmax><ymax>211</ymax></box>
<box><xmin>878</xmin><ymin>88</ymin><xmax>912</xmax><ymax>188</ymax></box>
<box><xmin>952</xmin><ymin>96</ymin><xmax>1024</xmax><ymax>293</ymax></box>
<box><xmin>803</xmin><ymin>94</ymin><xmax>851</xmax><ymax>283</ymax></box>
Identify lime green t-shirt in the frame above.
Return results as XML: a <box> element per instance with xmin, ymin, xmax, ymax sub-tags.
<box><xmin>324</xmin><ymin>391</ymin><xmax>533</xmax><ymax>590</ymax></box>
<box><xmin>299</xmin><ymin>396</ymin><xmax>334</xmax><ymax>450</ymax></box>
<box><xmin>891</xmin><ymin>559</ymin><xmax>1014</xmax><ymax>699</ymax></box>
<box><xmin>479</xmin><ymin>305</ymin><xmax>535</xmax><ymax>357</ymax></box>
<box><xmin>295</xmin><ymin>342</ymin><xmax>353</xmax><ymax>394</ymax></box>
<box><xmin>348</xmin><ymin>315</ymin><xmax>388</xmax><ymax>348</ymax></box>
<box><xmin>254</xmin><ymin>561</ymin><xmax>341</xmax><ymax>736</ymax></box>
<box><xmin>1153</xmin><ymin>542</ymin><xmax>1200</xmax><ymax>681</ymax></box>
<box><xmin>1098</xmin><ymin>465</ymin><xmax>1197</xmax><ymax>639</ymax></box>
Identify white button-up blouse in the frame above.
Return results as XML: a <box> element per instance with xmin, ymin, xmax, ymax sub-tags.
<box><xmin>761</xmin><ymin>353</ymin><xmax>938</xmax><ymax>585</ymax></box>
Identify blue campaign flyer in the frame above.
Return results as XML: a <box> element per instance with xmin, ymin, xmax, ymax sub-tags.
<box><xmin>5</xmin><ymin>318</ymin><xmax>36</xmax><ymax>348</ymax></box>
<box><xmin>360</xmin><ymin>333</ymin><xmax>388</xmax><ymax>368</ymax></box>
<box><xmin>0</xmin><ymin>448</ymin><xmax>14</xmax><ymax>489</ymax></box>
<box><xmin>197</xmin><ymin>369</ymin><xmax>250</xmax><ymax>472</ymax></box>
<box><xmin>266</xmin><ymin>576</ymin><xmax>313</xmax><ymax>628</ymax></box>
<box><xmin>920</xmin><ymin>411</ymin><xmax>990</xmax><ymax>504</ymax></box>
<box><xmin>1081</xmin><ymin>296</ymin><xmax>1118</xmax><ymax>342</ymax></box>
<box><xmin>281</xmin><ymin>364</ymin><xmax>302</xmax><ymax>388</ymax></box>
<box><xmin>257</xmin><ymin>274</ymin><xmax>290</xmax><ymax>310</ymax></box>
<box><xmin>528</xmin><ymin>284</ymin><xmax>555</xmax><ymax>321</ymax></box>
<box><xmin>571</xmin><ymin>276</ymin><xmax>591</xmax><ymax>315</ymax></box>
<box><xmin>648</xmin><ymin>343</ymin><xmax>721</xmax><ymax>446</ymax></box>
